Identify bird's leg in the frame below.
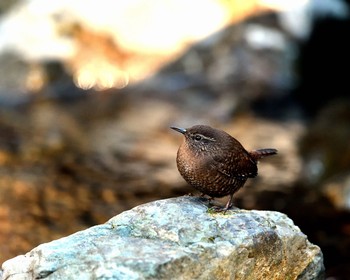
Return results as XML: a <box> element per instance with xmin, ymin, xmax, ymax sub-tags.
<box><xmin>209</xmin><ymin>194</ymin><xmax>234</xmax><ymax>213</ymax></box>
<box><xmin>223</xmin><ymin>193</ymin><xmax>234</xmax><ymax>212</ymax></box>
<box><xmin>220</xmin><ymin>180</ymin><xmax>246</xmax><ymax>212</ymax></box>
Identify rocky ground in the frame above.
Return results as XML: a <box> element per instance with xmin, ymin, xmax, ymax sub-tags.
<box><xmin>1</xmin><ymin>197</ymin><xmax>325</xmax><ymax>280</ymax></box>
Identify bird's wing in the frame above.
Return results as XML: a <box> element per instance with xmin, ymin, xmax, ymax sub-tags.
<box><xmin>211</xmin><ymin>148</ymin><xmax>258</xmax><ymax>179</ymax></box>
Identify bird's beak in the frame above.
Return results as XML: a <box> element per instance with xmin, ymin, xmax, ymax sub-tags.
<box><xmin>170</xmin><ymin>126</ymin><xmax>187</xmax><ymax>134</ymax></box>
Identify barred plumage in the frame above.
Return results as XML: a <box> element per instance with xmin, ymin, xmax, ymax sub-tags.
<box><xmin>171</xmin><ymin>125</ymin><xmax>277</xmax><ymax>211</ymax></box>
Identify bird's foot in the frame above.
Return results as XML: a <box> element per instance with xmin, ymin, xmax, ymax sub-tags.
<box><xmin>207</xmin><ymin>195</ymin><xmax>235</xmax><ymax>214</ymax></box>
<box><xmin>208</xmin><ymin>205</ymin><xmax>232</xmax><ymax>215</ymax></box>
<box><xmin>208</xmin><ymin>205</ymin><xmax>231</xmax><ymax>214</ymax></box>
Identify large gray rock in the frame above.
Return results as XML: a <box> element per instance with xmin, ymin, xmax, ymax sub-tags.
<box><xmin>1</xmin><ymin>196</ymin><xmax>324</xmax><ymax>279</ymax></box>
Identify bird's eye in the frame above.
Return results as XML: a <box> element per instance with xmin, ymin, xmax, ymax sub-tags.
<box><xmin>194</xmin><ymin>135</ymin><xmax>202</xmax><ymax>141</ymax></box>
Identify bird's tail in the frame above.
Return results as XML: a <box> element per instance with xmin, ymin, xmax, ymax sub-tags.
<box><xmin>249</xmin><ymin>148</ymin><xmax>277</xmax><ymax>161</ymax></box>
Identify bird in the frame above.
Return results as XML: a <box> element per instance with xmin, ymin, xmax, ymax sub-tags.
<box><xmin>171</xmin><ymin>125</ymin><xmax>277</xmax><ymax>211</ymax></box>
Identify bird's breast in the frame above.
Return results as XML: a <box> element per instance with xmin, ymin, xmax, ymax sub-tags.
<box><xmin>176</xmin><ymin>142</ymin><xmax>218</xmax><ymax>186</ymax></box>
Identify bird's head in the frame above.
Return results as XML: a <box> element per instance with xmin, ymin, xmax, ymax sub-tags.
<box><xmin>171</xmin><ymin>125</ymin><xmax>228</xmax><ymax>153</ymax></box>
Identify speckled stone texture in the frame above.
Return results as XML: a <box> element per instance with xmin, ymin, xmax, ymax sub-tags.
<box><xmin>1</xmin><ymin>197</ymin><xmax>324</xmax><ymax>280</ymax></box>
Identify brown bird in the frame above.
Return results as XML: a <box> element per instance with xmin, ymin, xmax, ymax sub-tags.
<box><xmin>171</xmin><ymin>125</ymin><xmax>277</xmax><ymax>211</ymax></box>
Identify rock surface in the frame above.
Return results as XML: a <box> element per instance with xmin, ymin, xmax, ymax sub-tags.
<box><xmin>1</xmin><ymin>197</ymin><xmax>324</xmax><ymax>280</ymax></box>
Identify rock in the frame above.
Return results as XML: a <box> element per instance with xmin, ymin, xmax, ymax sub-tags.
<box><xmin>1</xmin><ymin>196</ymin><xmax>324</xmax><ymax>280</ymax></box>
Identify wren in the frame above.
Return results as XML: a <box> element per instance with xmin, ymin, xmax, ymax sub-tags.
<box><xmin>171</xmin><ymin>125</ymin><xmax>277</xmax><ymax>211</ymax></box>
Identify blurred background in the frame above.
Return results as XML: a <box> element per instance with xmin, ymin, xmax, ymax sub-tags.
<box><xmin>0</xmin><ymin>0</ymin><xmax>349</xmax><ymax>278</ymax></box>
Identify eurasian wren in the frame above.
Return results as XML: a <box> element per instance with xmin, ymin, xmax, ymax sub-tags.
<box><xmin>171</xmin><ymin>125</ymin><xmax>277</xmax><ymax>210</ymax></box>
